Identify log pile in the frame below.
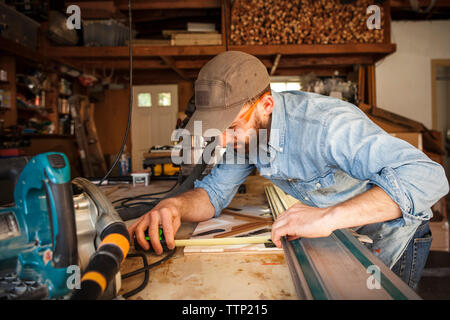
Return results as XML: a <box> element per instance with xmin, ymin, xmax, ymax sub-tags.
<box><xmin>230</xmin><ymin>0</ymin><xmax>385</xmax><ymax>45</ymax></box>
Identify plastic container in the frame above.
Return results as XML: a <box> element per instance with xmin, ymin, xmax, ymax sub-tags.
<box><xmin>82</xmin><ymin>19</ymin><xmax>132</xmax><ymax>46</ymax></box>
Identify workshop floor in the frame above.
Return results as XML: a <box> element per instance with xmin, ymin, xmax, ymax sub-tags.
<box><xmin>417</xmin><ymin>197</ymin><xmax>450</xmax><ymax>300</ymax></box>
<box><xmin>417</xmin><ymin>251</ymin><xmax>450</xmax><ymax>299</ymax></box>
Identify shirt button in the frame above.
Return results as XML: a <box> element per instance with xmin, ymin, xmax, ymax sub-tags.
<box><xmin>316</xmin><ymin>183</ymin><xmax>321</xmax><ymax>188</ymax></box>
<box><xmin>304</xmin><ymin>197</ymin><xmax>309</xmax><ymax>201</ymax></box>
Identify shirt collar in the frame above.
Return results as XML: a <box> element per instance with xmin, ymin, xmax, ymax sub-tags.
<box><xmin>268</xmin><ymin>91</ymin><xmax>286</xmax><ymax>152</ymax></box>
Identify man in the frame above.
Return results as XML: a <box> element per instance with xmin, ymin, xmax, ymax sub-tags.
<box><xmin>129</xmin><ymin>51</ymin><xmax>448</xmax><ymax>289</ymax></box>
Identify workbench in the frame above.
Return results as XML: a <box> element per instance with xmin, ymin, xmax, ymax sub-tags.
<box><xmin>104</xmin><ymin>175</ymin><xmax>420</xmax><ymax>300</ymax></box>
<box><xmin>104</xmin><ymin>176</ymin><xmax>297</xmax><ymax>300</ymax></box>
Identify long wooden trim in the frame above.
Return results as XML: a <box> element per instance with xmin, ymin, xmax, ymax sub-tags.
<box><xmin>431</xmin><ymin>59</ymin><xmax>450</xmax><ymax>130</ymax></box>
<box><xmin>229</xmin><ymin>44</ymin><xmax>396</xmax><ymax>56</ymax></box>
<box><xmin>45</xmin><ymin>43</ymin><xmax>396</xmax><ymax>58</ymax></box>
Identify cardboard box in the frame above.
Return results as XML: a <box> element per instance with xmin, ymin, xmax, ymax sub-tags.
<box><xmin>430</xmin><ymin>221</ymin><xmax>450</xmax><ymax>252</ymax></box>
<box><xmin>390</xmin><ymin>132</ymin><xmax>423</xmax><ymax>151</ymax></box>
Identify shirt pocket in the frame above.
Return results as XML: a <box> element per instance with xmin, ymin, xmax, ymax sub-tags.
<box><xmin>290</xmin><ymin>170</ymin><xmax>336</xmax><ymax>193</ymax></box>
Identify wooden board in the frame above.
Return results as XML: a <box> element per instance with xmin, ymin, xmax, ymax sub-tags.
<box><xmin>183</xmin><ymin>212</ymin><xmax>281</xmax><ymax>255</ymax></box>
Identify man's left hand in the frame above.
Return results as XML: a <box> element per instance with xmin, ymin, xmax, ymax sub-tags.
<box><xmin>271</xmin><ymin>202</ymin><xmax>335</xmax><ymax>248</ymax></box>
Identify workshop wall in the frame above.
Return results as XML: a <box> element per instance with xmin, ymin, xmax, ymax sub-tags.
<box><xmin>94</xmin><ymin>87</ymin><xmax>132</xmax><ymax>165</ymax></box>
<box><xmin>376</xmin><ymin>20</ymin><xmax>450</xmax><ymax>129</ymax></box>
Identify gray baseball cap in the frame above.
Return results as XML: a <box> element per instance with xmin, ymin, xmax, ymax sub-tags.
<box><xmin>185</xmin><ymin>51</ymin><xmax>270</xmax><ymax>137</ymax></box>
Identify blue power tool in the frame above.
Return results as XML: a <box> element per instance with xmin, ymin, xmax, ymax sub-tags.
<box><xmin>0</xmin><ymin>152</ymin><xmax>77</xmax><ymax>299</ymax></box>
<box><xmin>0</xmin><ymin>152</ymin><xmax>130</xmax><ymax>300</ymax></box>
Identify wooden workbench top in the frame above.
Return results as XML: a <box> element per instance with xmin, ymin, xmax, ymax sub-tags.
<box><xmin>102</xmin><ymin>176</ymin><xmax>297</xmax><ymax>300</ymax></box>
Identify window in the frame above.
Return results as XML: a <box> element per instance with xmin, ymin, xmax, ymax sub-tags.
<box><xmin>138</xmin><ymin>93</ymin><xmax>151</xmax><ymax>107</ymax></box>
<box><xmin>270</xmin><ymin>82</ymin><xmax>302</xmax><ymax>92</ymax></box>
<box><xmin>158</xmin><ymin>92</ymin><xmax>171</xmax><ymax>106</ymax></box>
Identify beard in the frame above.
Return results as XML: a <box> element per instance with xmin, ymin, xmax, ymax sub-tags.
<box><xmin>226</xmin><ymin>112</ymin><xmax>272</xmax><ymax>155</ymax></box>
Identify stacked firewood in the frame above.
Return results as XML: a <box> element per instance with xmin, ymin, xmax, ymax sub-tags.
<box><xmin>230</xmin><ymin>0</ymin><xmax>385</xmax><ymax>45</ymax></box>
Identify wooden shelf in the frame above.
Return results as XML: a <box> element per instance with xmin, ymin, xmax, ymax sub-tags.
<box><xmin>0</xmin><ymin>37</ymin><xmax>45</xmax><ymax>63</ymax></box>
<box><xmin>45</xmin><ymin>43</ymin><xmax>395</xmax><ymax>59</ymax></box>
<box><xmin>44</xmin><ymin>42</ymin><xmax>396</xmax><ymax>82</ymax></box>
<box><xmin>23</xmin><ymin>133</ymin><xmax>75</xmax><ymax>139</ymax></box>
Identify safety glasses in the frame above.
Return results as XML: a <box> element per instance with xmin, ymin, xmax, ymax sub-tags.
<box><xmin>229</xmin><ymin>91</ymin><xmax>270</xmax><ymax>128</ymax></box>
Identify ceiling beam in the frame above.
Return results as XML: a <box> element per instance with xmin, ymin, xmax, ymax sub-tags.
<box><xmin>116</xmin><ymin>0</ymin><xmax>221</xmax><ymax>10</ymax></box>
<box><xmin>160</xmin><ymin>56</ymin><xmax>189</xmax><ymax>80</ymax></box>
<box><xmin>71</xmin><ymin>55</ymin><xmax>374</xmax><ymax>71</ymax></box>
<box><xmin>390</xmin><ymin>0</ymin><xmax>450</xmax><ymax>8</ymax></box>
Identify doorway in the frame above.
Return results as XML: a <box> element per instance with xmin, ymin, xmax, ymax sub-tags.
<box><xmin>432</xmin><ymin>60</ymin><xmax>450</xmax><ymax>180</ymax></box>
<box><xmin>131</xmin><ymin>84</ymin><xmax>178</xmax><ymax>172</ymax></box>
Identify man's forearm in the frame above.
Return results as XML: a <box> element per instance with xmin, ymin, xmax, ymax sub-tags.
<box><xmin>326</xmin><ymin>186</ymin><xmax>402</xmax><ymax>231</ymax></box>
<box><xmin>170</xmin><ymin>187</ymin><xmax>215</xmax><ymax>222</ymax></box>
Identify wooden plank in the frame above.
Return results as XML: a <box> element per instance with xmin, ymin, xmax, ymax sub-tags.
<box><xmin>221</xmin><ymin>208</ymin><xmax>273</xmax><ymax>222</ymax></box>
<box><xmin>229</xmin><ymin>43</ymin><xmax>397</xmax><ymax>56</ymax></box>
<box><xmin>160</xmin><ymin>56</ymin><xmax>189</xmax><ymax>80</ymax></box>
<box><xmin>371</xmin><ymin>106</ymin><xmax>424</xmax><ymax>131</ymax></box>
<box><xmin>368</xmin><ymin>64</ymin><xmax>376</xmax><ymax>106</ymax></box>
<box><xmin>213</xmin><ymin>222</ymin><xmax>271</xmax><ymax>238</ymax></box>
<box><xmin>116</xmin><ymin>0</ymin><xmax>221</xmax><ymax>10</ymax></box>
<box><xmin>46</xmin><ymin>45</ymin><xmax>226</xmax><ymax>58</ymax></box>
<box><xmin>0</xmin><ymin>36</ymin><xmax>46</xmax><ymax>63</ymax></box>
<box><xmin>390</xmin><ymin>0</ymin><xmax>450</xmax><ymax>8</ymax></box>
<box><xmin>270</xmin><ymin>54</ymin><xmax>282</xmax><ymax>76</ymax></box>
<box><xmin>74</xmin><ymin>55</ymin><xmax>374</xmax><ymax>71</ymax></box>
<box><xmin>176</xmin><ymin>235</ymin><xmax>271</xmax><ymax>246</ymax></box>
<box><xmin>45</xmin><ymin>43</ymin><xmax>395</xmax><ymax>58</ymax></box>
<box><xmin>383</xmin><ymin>0</ymin><xmax>392</xmax><ymax>45</ymax></box>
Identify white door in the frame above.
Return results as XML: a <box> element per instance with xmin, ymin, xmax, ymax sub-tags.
<box><xmin>131</xmin><ymin>85</ymin><xmax>178</xmax><ymax>172</ymax></box>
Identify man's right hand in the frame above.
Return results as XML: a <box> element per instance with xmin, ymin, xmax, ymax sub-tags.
<box><xmin>128</xmin><ymin>198</ymin><xmax>182</xmax><ymax>255</ymax></box>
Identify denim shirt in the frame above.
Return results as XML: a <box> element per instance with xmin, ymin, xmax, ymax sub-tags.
<box><xmin>194</xmin><ymin>90</ymin><xmax>449</xmax><ymax>268</ymax></box>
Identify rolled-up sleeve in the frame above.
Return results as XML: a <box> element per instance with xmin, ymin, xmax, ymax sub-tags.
<box><xmin>194</xmin><ymin>162</ymin><xmax>255</xmax><ymax>217</ymax></box>
<box><xmin>321</xmin><ymin>107</ymin><xmax>449</xmax><ymax>223</ymax></box>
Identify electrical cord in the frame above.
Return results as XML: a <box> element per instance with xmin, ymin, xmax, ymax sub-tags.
<box><xmin>121</xmin><ymin>249</ymin><xmax>176</xmax><ymax>298</ymax></box>
<box><xmin>113</xmin><ymin>170</ymin><xmax>182</xmax><ymax>209</ymax></box>
<box><xmin>97</xmin><ymin>0</ymin><xmax>133</xmax><ymax>186</ymax></box>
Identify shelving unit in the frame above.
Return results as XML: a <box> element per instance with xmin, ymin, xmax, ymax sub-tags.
<box><xmin>35</xmin><ymin>0</ymin><xmax>395</xmax><ymax>109</ymax></box>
